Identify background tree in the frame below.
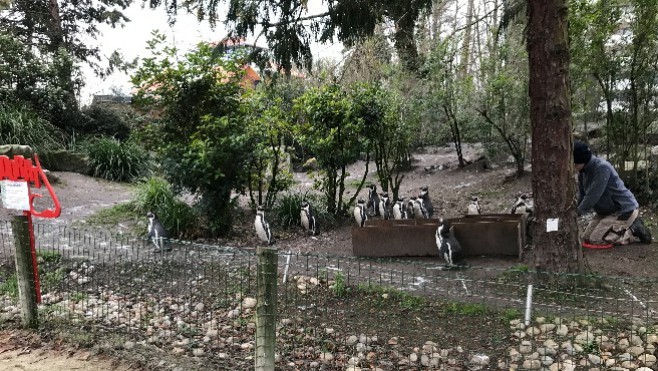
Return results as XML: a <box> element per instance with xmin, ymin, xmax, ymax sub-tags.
<box><xmin>294</xmin><ymin>84</ymin><xmax>362</xmax><ymax>216</ymax></box>
<box><xmin>131</xmin><ymin>33</ymin><xmax>252</xmax><ymax>235</ymax></box>
<box><xmin>145</xmin><ymin>0</ymin><xmax>432</xmax><ymax>73</ymax></box>
<box><xmin>244</xmin><ymin>86</ymin><xmax>296</xmax><ymax>210</ymax></box>
<box><xmin>0</xmin><ymin>0</ymin><xmax>131</xmax><ymax>131</ymax></box>
<box><xmin>351</xmin><ymin>83</ymin><xmax>412</xmax><ymax>201</ymax></box>
<box><xmin>527</xmin><ymin>0</ymin><xmax>583</xmax><ymax>273</ymax></box>
<box><xmin>477</xmin><ymin>21</ymin><xmax>530</xmax><ymax>177</ymax></box>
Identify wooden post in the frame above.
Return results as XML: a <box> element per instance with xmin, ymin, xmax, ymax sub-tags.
<box><xmin>11</xmin><ymin>215</ymin><xmax>39</xmax><ymax>329</ymax></box>
<box><xmin>255</xmin><ymin>247</ymin><xmax>277</xmax><ymax>371</ymax></box>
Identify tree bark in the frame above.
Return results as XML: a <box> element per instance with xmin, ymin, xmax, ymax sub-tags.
<box><xmin>526</xmin><ymin>0</ymin><xmax>583</xmax><ymax>273</ymax></box>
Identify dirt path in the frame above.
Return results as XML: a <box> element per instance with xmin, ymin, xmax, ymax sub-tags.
<box><xmin>0</xmin><ymin>331</ymin><xmax>132</xmax><ymax>371</ymax></box>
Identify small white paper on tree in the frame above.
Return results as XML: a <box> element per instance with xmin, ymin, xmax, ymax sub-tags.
<box><xmin>0</xmin><ymin>180</ymin><xmax>30</xmax><ymax>211</ymax></box>
<box><xmin>546</xmin><ymin>218</ymin><xmax>559</xmax><ymax>232</ymax></box>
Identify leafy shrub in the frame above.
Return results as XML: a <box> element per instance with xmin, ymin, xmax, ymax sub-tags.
<box><xmin>272</xmin><ymin>191</ymin><xmax>337</xmax><ymax>231</ymax></box>
<box><xmin>80</xmin><ymin>102</ymin><xmax>133</xmax><ymax>140</ymax></box>
<box><xmin>134</xmin><ymin>177</ymin><xmax>200</xmax><ymax>239</ymax></box>
<box><xmin>79</xmin><ymin>137</ymin><xmax>150</xmax><ymax>182</ymax></box>
<box><xmin>0</xmin><ymin>103</ymin><xmax>65</xmax><ymax>152</ymax></box>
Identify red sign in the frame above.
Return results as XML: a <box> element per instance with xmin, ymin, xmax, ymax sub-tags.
<box><xmin>0</xmin><ymin>154</ymin><xmax>61</xmax><ymax>218</ymax></box>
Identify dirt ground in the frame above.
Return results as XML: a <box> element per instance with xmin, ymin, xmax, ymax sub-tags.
<box><xmin>1</xmin><ymin>144</ymin><xmax>657</xmax><ymax>370</ymax></box>
<box><xmin>27</xmin><ymin>143</ymin><xmax>658</xmax><ymax>277</ymax></box>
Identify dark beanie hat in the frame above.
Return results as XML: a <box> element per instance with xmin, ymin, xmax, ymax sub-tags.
<box><xmin>573</xmin><ymin>141</ymin><xmax>592</xmax><ymax>164</ymax></box>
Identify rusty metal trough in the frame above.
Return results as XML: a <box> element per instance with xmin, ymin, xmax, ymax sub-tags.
<box><xmin>351</xmin><ymin>214</ymin><xmax>526</xmax><ymax>259</ymax></box>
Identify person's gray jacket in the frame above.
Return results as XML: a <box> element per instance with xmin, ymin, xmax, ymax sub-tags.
<box><xmin>578</xmin><ymin>156</ymin><xmax>638</xmax><ymax>216</ymax></box>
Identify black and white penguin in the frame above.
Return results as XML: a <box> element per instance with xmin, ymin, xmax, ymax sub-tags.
<box><xmin>254</xmin><ymin>206</ymin><xmax>274</xmax><ymax>245</ymax></box>
<box><xmin>467</xmin><ymin>196</ymin><xmax>481</xmax><ymax>215</ymax></box>
<box><xmin>354</xmin><ymin>199</ymin><xmax>368</xmax><ymax>227</ymax></box>
<box><xmin>392</xmin><ymin>198</ymin><xmax>406</xmax><ymax>220</ymax></box>
<box><xmin>406</xmin><ymin>198</ymin><xmax>416</xmax><ymax>219</ymax></box>
<box><xmin>147</xmin><ymin>211</ymin><xmax>171</xmax><ymax>252</ymax></box>
<box><xmin>366</xmin><ymin>184</ymin><xmax>381</xmax><ymax>217</ymax></box>
<box><xmin>511</xmin><ymin>194</ymin><xmax>533</xmax><ymax>216</ymax></box>
<box><xmin>435</xmin><ymin>219</ymin><xmax>467</xmax><ymax>267</ymax></box>
<box><xmin>419</xmin><ymin>186</ymin><xmax>434</xmax><ymax>219</ymax></box>
<box><xmin>300</xmin><ymin>200</ymin><xmax>318</xmax><ymax>236</ymax></box>
<box><xmin>411</xmin><ymin>196</ymin><xmax>425</xmax><ymax>219</ymax></box>
<box><xmin>379</xmin><ymin>193</ymin><xmax>391</xmax><ymax>220</ymax></box>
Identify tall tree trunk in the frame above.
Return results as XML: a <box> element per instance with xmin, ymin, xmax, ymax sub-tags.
<box><xmin>527</xmin><ymin>0</ymin><xmax>583</xmax><ymax>273</ymax></box>
<box><xmin>48</xmin><ymin>0</ymin><xmax>78</xmax><ymax>112</ymax></box>
<box><xmin>459</xmin><ymin>0</ymin><xmax>474</xmax><ymax>76</ymax></box>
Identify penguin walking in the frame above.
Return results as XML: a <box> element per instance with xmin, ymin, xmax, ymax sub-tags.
<box><xmin>419</xmin><ymin>186</ymin><xmax>434</xmax><ymax>219</ymax></box>
<box><xmin>467</xmin><ymin>196</ymin><xmax>481</xmax><ymax>215</ymax></box>
<box><xmin>353</xmin><ymin>199</ymin><xmax>368</xmax><ymax>227</ymax></box>
<box><xmin>435</xmin><ymin>219</ymin><xmax>467</xmax><ymax>267</ymax></box>
<box><xmin>392</xmin><ymin>198</ymin><xmax>406</xmax><ymax>220</ymax></box>
<box><xmin>147</xmin><ymin>211</ymin><xmax>172</xmax><ymax>252</ymax></box>
<box><xmin>366</xmin><ymin>184</ymin><xmax>381</xmax><ymax>217</ymax></box>
<box><xmin>300</xmin><ymin>200</ymin><xmax>318</xmax><ymax>236</ymax></box>
<box><xmin>254</xmin><ymin>206</ymin><xmax>274</xmax><ymax>245</ymax></box>
<box><xmin>379</xmin><ymin>193</ymin><xmax>391</xmax><ymax>220</ymax></box>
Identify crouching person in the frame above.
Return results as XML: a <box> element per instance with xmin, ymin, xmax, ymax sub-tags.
<box><xmin>574</xmin><ymin>141</ymin><xmax>652</xmax><ymax>247</ymax></box>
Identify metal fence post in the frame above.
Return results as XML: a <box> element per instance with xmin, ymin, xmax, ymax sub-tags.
<box><xmin>11</xmin><ymin>215</ymin><xmax>39</xmax><ymax>329</ymax></box>
<box><xmin>256</xmin><ymin>247</ymin><xmax>277</xmax><ymax>371</ymax></box>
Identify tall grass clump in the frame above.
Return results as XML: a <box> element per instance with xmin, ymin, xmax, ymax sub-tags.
<box><xmin>0</xmin><ymin>103</ymin><xmax>65</xmax><ymax>152</ymax></box>
<box><xmin>272</xmin><ymin>191</ymin><xmax>336</xmax><ymax>230</ymax></box>
<box><xmin>80</xmin><ymin>137</ymin><xmax>150</xmax><ymax>182</ymax></box>
<box><xmin>134</xmin><ymin>177</ymin><xmax>200</xmax><ymax>238</ymax></box>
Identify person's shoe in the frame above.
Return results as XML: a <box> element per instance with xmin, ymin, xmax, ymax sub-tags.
<box><xmin>630</xmin><ymin>217</ymin><xmax>652</xmax><ymax>244</ymax></box>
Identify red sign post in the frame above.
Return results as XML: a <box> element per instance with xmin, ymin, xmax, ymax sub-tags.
<box><xmin>1</xmin><ymin>154</ymin><xmax>61</xmax><ymax>303</ymax></box>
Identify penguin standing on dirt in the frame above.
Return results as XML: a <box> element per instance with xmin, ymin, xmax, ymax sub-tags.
<box><xmin>379</xmin><ymin>193</ymin><xmax>391</xmax><ymax>220</ymax></box>
<box><xmin>254</xmin><ymin>206</ymin><xmax>274</xmax><ymax>245</ymax></box>
<box><xmin>300</xmin><ymin>200</ymin><xmax>318</xmax><ymax>236</ymax></box>
<box><xmin>435</xmin><ymin>219</ymin><xmax>467</xmax><ymax>267</ymax></box>
<box><xmin>366</xmin><ymin>184</ymin><xmax>381</xmax><ymax>217</ymax></box>
<box><xmin>392</xmin><ymin>198</ymin><xmax>406</xmax><ymax>220</ymax></box>
<box><xmin>511</xmin><ymin>193</ymin><xmax>533</xmax><ymax>217</ymax></box>
<box><xmin>412</xmin><ymin>196</ymin><xmax>425</xmax><ymax>219</ymax></box>
<box><xmin>419</xmin><ymin>186</ymin><xmax>434</xmax><ymax>219</ymax></box>
<box><xmin>467</xmin><ymin>196</ymin><xmax>481</xmax><ymax>215</ymax></box>
<box><xmin>354</xmin><ymin>199</ymin><xmax>368</xmax><ymax>227</ymax></box>
<box><xmin>147</xmin><ymin>211</ymin><xmax>172</xmax><ymax>252</ymax></box>
<box><xmin>406</xmin><ymin>198</ymin><xmax>416</xmax><ymax>219</ymax></box>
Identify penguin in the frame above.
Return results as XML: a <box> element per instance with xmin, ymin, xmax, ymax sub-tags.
<box><xmin>147</xmin><ymin>211</ymin><xmax>172</xmax><ymax>252</ymax></box>
<box><xmin>467</xmin><ymin>196</ymin><xmax>481</xmax><ymax>215</ymax></box>
<box><xmin>300</xmin><ymin>200</ymin><xmax>318</xmax><ymax>236</ymax></box>
<box><xmin>511</xmin><ymin>193</ymin><xmax>533</xmax><ymax>216</ymax></box>
<box><xmin>379</xmin><ymin>192</ymin><xmax>391</xmax><ymax>220</ymax></box>
<box><xmin>254</xmin><ymin>206</ymin><xmax>274</xmax><ymax>245</ymax></box>
<box><xmin>419</xmin><ymin>186</ymin><xmax>434</xmax><ymax>219</ymax></box>
<box><xmin>392</xmin><ymin>198</ymin><xmax>406</xmax><ymax>220</ymax></box>
<box><xmin>435</xmin><ymin>219</ymin><xmax>467</xmax><ymax>267</ymax></box>
<box><xmin>366</xmin><ymin>184</ymin><xmax>381</xmax><ymax>217</ymax></box>
<box><xmin>412</xmin><ymin>196</ymin><xmax>425</xmax><ymax>219</ymax></box>
<box><xmin>406</xmin><ymin>198</ymin><xmax>416</xmax><ymax>219</ymax></box>
<box><xmin>353</xmin><ymin>199</ymin><xmax>368</xmax><ymax>227</ymax></box>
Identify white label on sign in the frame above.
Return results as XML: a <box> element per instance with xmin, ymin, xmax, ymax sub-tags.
<box><xmin>546</xmin><ymin>218</ymin><xmax>559</xmax><ymax>232</ymax></box>
<box><xmin>0</xmin><ymin>180</ymin><xmax>30</xmax><ymax>211</ymax></box>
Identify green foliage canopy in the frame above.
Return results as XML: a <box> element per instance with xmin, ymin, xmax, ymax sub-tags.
<box><xmin>131</xmin><ymin>32</ymin><xmax>252</xmax><ymax>235</ymax></box>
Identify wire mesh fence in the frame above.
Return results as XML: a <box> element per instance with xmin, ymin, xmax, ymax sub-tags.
<box><xmin>1</xmin><ymin>220</ymin><xmax>658</xmax><ymax>370</ymax></box>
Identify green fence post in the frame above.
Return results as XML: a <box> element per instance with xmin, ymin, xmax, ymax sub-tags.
<box><xmin>11</xmin><ymin>215</ymin><xmax>39</xmax><ymax>329</ymax></box>
<box><xmin>255</xmin><ymin>247</ymin><xmax>277</xmax><ymax>370</ymax></box>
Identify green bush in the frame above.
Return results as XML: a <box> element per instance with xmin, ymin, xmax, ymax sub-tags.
<box><xmin>80</xmin><ymin>137</ymin><xmax>150</xmax><ymax>182</ymax></box>
<box><xmin>272</xmin><ymin>191</ymin><xmax>337</xmax><ymax>231</ymax></box>
<box><xmin>134</xmin><ymin>177</ymin><xmax>200</xmax><ymax>238</ymax></box>
<box><xmin>0</xmin><ymin>103</ymin><xmax>65</xmax><ymax>152</ymax></box>
<box><xmin>80</xmin><ymin>103</ymin><xmax>132</xmax><ymax>140</ymax></box>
